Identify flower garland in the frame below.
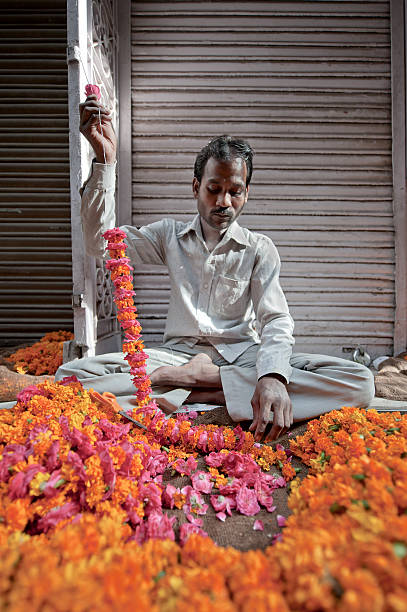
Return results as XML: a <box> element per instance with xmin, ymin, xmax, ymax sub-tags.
<box><xmin>6</xmin><ymin>330</ymin><xmax>74</xmax><ymax>375</ymax></box>
<box><xmin>103</xmin><ymin>228</ymin><xmax>154</xmax><ymax>409</ymax></box>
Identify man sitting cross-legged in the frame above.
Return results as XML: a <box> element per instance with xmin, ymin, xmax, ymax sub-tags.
<box><xmin>56</xmin><ymin>95</ymin><xmax>374</xmax><ymax>441</ymax></box>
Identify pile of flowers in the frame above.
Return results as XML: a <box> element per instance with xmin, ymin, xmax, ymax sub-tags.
<box><xmin>6</xmin><ymin>330</ymin><xmax>74</xmax><ymax>375</ymax></box>
<box><xmin>0</xmin><ymin>377</ymin><xmax>293</xmax><ymax>544</ymax></box>
<box><xmin>0</xmin><ymin>228</ymin><xmax>405</xmax><ymax>609</ymax></box>
<box><xmin>0</xmin><ymin>384</ymin><xmax>405</xmax><ymax>610</ymax></box>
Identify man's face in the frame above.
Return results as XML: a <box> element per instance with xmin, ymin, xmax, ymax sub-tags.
<box><xmin>192</xmin><ymin>157</ymin><xmax>249</xmax><ymax>232</ymax></box>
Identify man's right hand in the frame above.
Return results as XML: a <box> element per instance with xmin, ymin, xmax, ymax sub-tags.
<box><xmin>79</xmin><ymin>94</ymin><xmax>117</xmax><ymax>164</ymax></box>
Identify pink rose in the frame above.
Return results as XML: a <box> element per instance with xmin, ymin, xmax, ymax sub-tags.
<box><xmin>210</xmin><ymin>494</ymin><xmax>236</xmax><ymax>516</ymax></box>
<box><xmin>84</xmin><ymin>83</ymin><xmax>101</xmax><ymax>99</ymax></box>
<box><xmin>236</xmin><ymin>485</ymin><xmax>260</xmax><ymax>516</ymax></box>
<box><xmin>191</xmin><ymin>470</ymin><xmax>213</xmax><ymax>494</ymax></box>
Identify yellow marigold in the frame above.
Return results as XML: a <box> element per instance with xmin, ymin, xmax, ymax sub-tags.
<box><xmin>29</xmin><ymin>472</ymin><xmax>50</xmax><ymax>497</ymax></box>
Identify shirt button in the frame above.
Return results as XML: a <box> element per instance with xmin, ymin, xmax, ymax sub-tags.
<box><xmin>203</xmin><ymin>283</ymin><xmax>208</xmax><ymax>289</ymax></box>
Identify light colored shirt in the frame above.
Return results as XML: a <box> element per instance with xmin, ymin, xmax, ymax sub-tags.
<box><xmin>81</xmin><ymin>162</ymin><xmax>295</xmax><ymax>382</ymax></box>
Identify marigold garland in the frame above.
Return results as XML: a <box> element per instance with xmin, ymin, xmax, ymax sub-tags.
<box><xmin>103</xmin><ymin>228</ymin><xmax>154</xmax><ymax>408</ymax></box>
<box><xmin>6</xmin><ymin>330</ymin><xmax>74</xmax><ymax>376</ymax></box>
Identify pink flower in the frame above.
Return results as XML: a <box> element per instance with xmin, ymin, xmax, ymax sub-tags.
<box><xmin>98</xmin><ymin>448</ymin><xmax>116</xmax><ymax>498</ymax></box>
<box><xmin>186</xmin><ymin>514</ymin><xmax>203</xmax><ymax>527</ymax></box>
<box><xmin>218</xmin><ymin>477</ymin><xmax>242</xmax><ymax>496</ymax></box>
<box><xmin>277</xmin><ymin>514</ymin><xmax>287</xmax><ymax>527</ymax></box>
<box><xmin>223</xmin><ymin>452</ymin><xmax>260</xmax><ymax>478</ymax></box>
<box><xmin>272</xmin><ymin>475</ymin><xmax>286</xmax><ymax>489</ymax></box>
<box><xmin>254</xmin><ymin>480</ymin><xmax>275</xmax><ymax>512</ymax></box>
<box><xmin>16</xmin><ymin>385</ymin><xmax>48</xmax><ymax>406</ymax></box>
<box><xmin>205</xmin><ymin>452</ymin><xmax>226</xmax><ymax>469</ymax></box>
<box><xmin>181</xmin><ymin>486</ymin><xmax>208</xmax><ymax>515</ymax></box>
<box><xmin>46</xmin><ymin>440</ymin><xmax>60</xmax><ymax>472</ymax></box>
<box><xmin>236</xmin><ymin>485</ymin><xmax>260</xmax><ymax>516</ymax></box>
<box><xmin>197</xmin><ymin>429</ymin><xmax>208</xmax><ymax>452</ymax></box>
<box><xmin>107</xmin><ymin>241</ymin><xmax>127</xmax><ymax>251</ymax></box>
<box><xmin>179</xmin><ymin>523</ymin><xmax>208</xmax><ymax>546</ymax></box>
<box><xmin>191</xmin><ymin>470</ymin><xmax>213</xmax><ymax>494</ymax></box>
<box><xmin>105</xmin><ymin>257</ymin><xmax>132</xmax><ymax>270</ymax></box>
<box><xmin>36</xmin><ymin>501</ymin><xmax>80</xmax><ymax>532</ymax></box>
<box><xmin>162</xmin><ymin>484</ymin><xmax>177</xmax><ymax>509</ymax></box>
<box><xmin>103</xmin><ymin>228</ymin><xmax>126</xmax><ymax>241</ymax></box>
<box><xmin>210</xmin><ymin>494</ymin><xmax>236</xmax><ymax>516</ymax></box>
<box><xmin>135</xmin><ymin>511</ymin><xmax>176</xmax><ymax>544</ymax></box>
<box><xmin>216</xmin><ymin>512</ymin><xmax>226</xmax><ymax>522</ymax></box>
<box><xmin>84</xmin><ymin>84</ymin><xmax>101</xmax><ymax>100</ymax></box>
<box><xmin>139</xmin><ymin>482</ymin><xmax>162</xmax><ymax>516</ymax></box>
<box><xmin>58</xmin><ymin>375</ymin><xmax>79</xmax><ymax>386</ymax></box>
<box><xmin>172</xmin><ymin>456</ymin><xmax>197</xmax><ymax>476</ymax></box>
<box><xmin>253</xmin><ymin>520</ymin><xmax>264</xmax><ymax>531</ymax></box>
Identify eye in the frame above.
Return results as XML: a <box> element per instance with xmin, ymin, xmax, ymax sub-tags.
<box><xmin>230</xmin><ymin>190</ymin><xmax>243</xmax><ymax>197</ymax></box>
<box><xmin>207</xmin><ymin>186</ymin><xmax>220</xmax><ymax>194</ymax></box>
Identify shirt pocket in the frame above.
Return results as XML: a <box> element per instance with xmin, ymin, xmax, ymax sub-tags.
<box><xmin>209</xmin><ymin>275</ymin><xmax>250</xmax><ymax>319</ymax></box>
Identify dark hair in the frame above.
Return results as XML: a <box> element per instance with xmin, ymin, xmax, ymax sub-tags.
<box><xmin>194</xmin><ymin>135</ymin><xmax>254</xmax><ymax>186</ymax></box>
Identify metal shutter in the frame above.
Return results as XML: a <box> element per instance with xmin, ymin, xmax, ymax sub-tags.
<box><xmin>131</xmin><ymin>0</ymin><xmax>393</xmax><ymax>359</ymax></box>
<box><xmin>0</xmin><ymin>0</ymin><xmax>73</xmax><ymax>344</ymax></box>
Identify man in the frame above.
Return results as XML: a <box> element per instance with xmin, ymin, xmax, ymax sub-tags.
<box><xmin>56</xmin><ymin>94</ymin><xmax>375</xmax><ymax>441</ymax></box>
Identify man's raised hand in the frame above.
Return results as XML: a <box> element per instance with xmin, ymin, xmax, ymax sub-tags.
<box><xmin>249</xmin><ymin>375</ymin><xmax>293</xmax><ymax>442</ymax></box>
<box><xmin>79</xmin><ymin>94</ymin><xmax>117</xmax><ymax>164</ymax></box>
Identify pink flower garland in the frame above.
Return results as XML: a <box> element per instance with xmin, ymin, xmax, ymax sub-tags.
<box><xmin>102</xmin><ymin>229</ymin><xmax>156</xmax><ymax>410</ymax></box>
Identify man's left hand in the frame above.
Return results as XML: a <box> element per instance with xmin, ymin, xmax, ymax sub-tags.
<box><xmin>249</xmin><ymin>375</ymin><xmax>293</xmax><ymax>442</ymax></box>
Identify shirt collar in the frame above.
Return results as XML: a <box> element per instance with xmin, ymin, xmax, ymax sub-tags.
<box><xmin>177</xmin><ymin>214</ymin><xmax>249</xmax><ymax>246</ymax></box>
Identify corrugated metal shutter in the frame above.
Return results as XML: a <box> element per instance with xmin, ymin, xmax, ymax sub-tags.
<box><xmin>0</xmin><ymin>0</ymin><xmax>73</xmax><ymax>344</ymax></box>
<box><xmin>131</xmin><ymin>0</ymin><xmax>394</xmax><ymax>358</ymax></box>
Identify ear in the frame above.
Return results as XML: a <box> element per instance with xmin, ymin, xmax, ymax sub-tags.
<box><xmin>192</xmin><ymin>177</ymin><xmax>200</xmax><ymax>198</ymax></box>
<box><xmin>244</xmin><ymin>185</ymin><xmax>250</xmax><ymax>203</ymax></box>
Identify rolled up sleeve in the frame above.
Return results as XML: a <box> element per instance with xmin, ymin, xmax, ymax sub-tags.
<box><xmin>80</xmin><ymin>162</ymin><xmax>167</xmax><ymax>265</ymax></box>
<box><xmin>251</xmin><ymin>236</ymin><xmax>295</xmax><ymax>383</ymax></box>
<box><xmin>80</xmin><ymin>161</ymin><xmax>117</xmax><ymax>258</ymax></box>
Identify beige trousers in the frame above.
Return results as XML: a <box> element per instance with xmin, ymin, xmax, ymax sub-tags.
<box><xmin>55</xmin><ymin>343</ymin><xmax>375</xmax><ymax>422</ymax></box>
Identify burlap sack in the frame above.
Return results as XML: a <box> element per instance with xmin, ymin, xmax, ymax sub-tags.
<box><xmin>167</xmin><ymin>408</ymin><xmax>309</xmax><ymax>551</ymax></box>
<box><xmin>375</xmin><ymin>354</ymin><xmax>407</xmax><ymax>402</ymax></box>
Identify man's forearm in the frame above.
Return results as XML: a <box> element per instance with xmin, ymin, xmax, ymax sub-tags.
<box><xmin>80</xmin><ymin>161</ymin><xmax>117</xmax><ymax>258</ymax></box>
<box><xmin>256</xmin><ymin>314</ymin><xmax>295</xmax><ymax>384</ymax></box>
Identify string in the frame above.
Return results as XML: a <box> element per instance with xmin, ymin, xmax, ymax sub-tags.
<box><xmin>77</xmin><ymin>46</ymin><xmax>107</xmax><ymax>164</ymax></box>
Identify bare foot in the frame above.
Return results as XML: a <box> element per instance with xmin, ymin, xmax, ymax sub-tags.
<box><xmin>154</xmin><ymin>396</ymin><xmax>179</xmax><ymax>415</ymax></box>
<box><xmin>150</xmin><ymin>353</ymin><xmax>221</xmax><ymax>388</ymax></box>
<box><xmin>154</xmin><ymin>388</ymin><xmax>225</xmax><ymax>415</ymax></box>
<box><xmin>185</xmin><ymin>389</ymin><xmax>226</xmax><ymax>405</ymax></box>
<box><xmin>0</xmin><ymin>366</ymin><xmax>53</xmax><ymax>402</ymax></box>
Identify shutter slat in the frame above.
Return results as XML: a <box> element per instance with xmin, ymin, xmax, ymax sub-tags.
<box><xmin>0</xmin><ymin>1</ymin><xmax>72</xmax><ymax>345</ymax></box>
<box><xmin>131</xmin><ymin>0</ymin><xmax>394</xmax><ymax>358</ymax></box>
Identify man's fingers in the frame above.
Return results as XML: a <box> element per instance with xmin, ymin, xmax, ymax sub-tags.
<box><xmin>248</xmin><ymin>396</ymin><xmax>259</xmax><ymax>432</ymax></box>
<box><xmin>80</xmin><ymin>114</ymin><xmax>113</xmax><ymax>137</ymax></box>
<box><xmin>79</xmin><ymin>99</ymin><xmax>111</xmax><ymax>126</ymax></box>
<box><xmin>254</xmin><ymin>397</ymin><xmax>272</xmax><ymax>442</ymax></box>
<box><xmin>263</xmin><ymin>403</ymin><xmax>284</xmax><ymax>442</ymax></box>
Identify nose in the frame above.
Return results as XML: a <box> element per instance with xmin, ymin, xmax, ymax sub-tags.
<box><xmin>217</xmin><ymin>191</ymin><xmax>232</xmax><ymax>207</ymax></box>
